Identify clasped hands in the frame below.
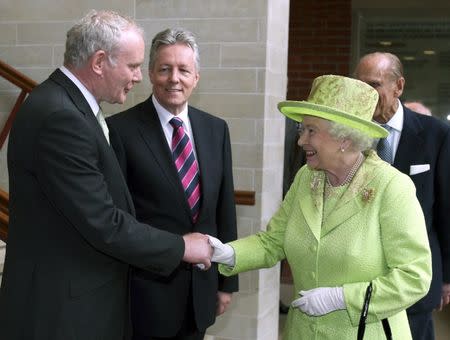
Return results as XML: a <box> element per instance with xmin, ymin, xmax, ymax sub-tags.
<box><xmin>181</xmin><ymin>233</ymin><xmax>235</xmax><ymax>270</ymax></box>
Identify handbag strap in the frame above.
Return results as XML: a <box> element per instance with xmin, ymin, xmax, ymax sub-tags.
<box><xmin>382</xmin><ymin>319</ymin><xmax>392</xmax><ymax>339</ymax></box>
<box><xmin>357</xmin><ymin>282</ymin><xmax>392</xmax><ymax>340</ymax></box>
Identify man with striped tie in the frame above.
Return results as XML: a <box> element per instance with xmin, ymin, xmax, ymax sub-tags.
<box><xmin>107</xmin><ymin>28</ymin><xmax>238</xmax><ymax>340</ymax></box>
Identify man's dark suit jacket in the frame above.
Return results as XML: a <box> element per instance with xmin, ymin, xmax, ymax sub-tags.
<box><xmin>0</xmin><ymin>70</ymin><xmax>185</xmax><ymax>340</ymax></box>
<box><xmin>393</xmin><ymin>105</ymin><xmax>450</xmax><ymax>313</ymax></box>
<box><xmin>107</xmin><ymin>96</ymin><xmax>239</xmax><ymax>337</ymax></box>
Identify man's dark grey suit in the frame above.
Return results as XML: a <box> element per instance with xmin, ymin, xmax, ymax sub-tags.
<box><xmin>0</xmin><ymin>70</ymin><xmax>185</xmax><ymax>340</ymax></box>
<box><xmin>392</xmin><ymin>105</ymin><xmax>450</xmax><ymax>339</ymax></box>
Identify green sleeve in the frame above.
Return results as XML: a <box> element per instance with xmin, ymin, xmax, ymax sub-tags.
<box><xmin>344</xmin><ymin>172</ymin><xmax>432</xmax><ymax>326</ymax></box>
<box><xmin>220</xmin><ymin>166</ymin><xmax>307</xmax><ymax>276</ymax></box>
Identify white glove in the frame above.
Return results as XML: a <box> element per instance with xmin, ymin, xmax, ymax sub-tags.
<box><xmin>291</xmin><ymin>287</ymin><xmax>346</xmax><ymax>316</ymax></box>
<box><xmin>208</xmin><ymin>235</ymin><xmax>235</xmax><ymax>266</ymax></box>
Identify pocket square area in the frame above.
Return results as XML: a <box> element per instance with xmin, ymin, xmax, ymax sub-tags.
<box><xmin>410</xmin><ymin>164</ymin><xmax>430</xmax><ymax>175</ymax></box>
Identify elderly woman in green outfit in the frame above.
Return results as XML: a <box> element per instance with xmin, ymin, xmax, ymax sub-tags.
<box><xmin>209</xmin><ymin>75</ymin><xmax>432</xmax><ymax>339</ymax></box>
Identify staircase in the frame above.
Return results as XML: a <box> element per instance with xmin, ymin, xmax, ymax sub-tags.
<box><xmin>0</xmin><ymin>60</ymin><xmax>37</xmax><ymax>283</ymax></box>
<box><xmin>0</xmin><ymin>188</ymin><xmax>8</xmax><ymax>284</ymax></box>
<box><xmin>0</xmin><ymin>241</ymin><xmax>5</xmax><ymax>284</ymax></box>
<box><xmin>0</xmin><ymin>58</ymin><xmax>32</xmax><ymax>283</ymax></box>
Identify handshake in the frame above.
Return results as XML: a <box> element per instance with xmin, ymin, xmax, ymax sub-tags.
<box><xmin>182</xmin><ymin>233</ymin><xmax>235</xmax><ymax>270</ymax></box>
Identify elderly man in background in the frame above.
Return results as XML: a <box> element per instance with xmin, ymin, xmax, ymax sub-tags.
<box><xmin>355</xmin><ymin>51</ymin><xmax>450</xmax><ymax>340</ymax></box>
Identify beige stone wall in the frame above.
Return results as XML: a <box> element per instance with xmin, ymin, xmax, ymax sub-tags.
<box><xmin>0</xmin><ymin>1</ymin><xmax>289</xmax><ymax>339</ymax></box>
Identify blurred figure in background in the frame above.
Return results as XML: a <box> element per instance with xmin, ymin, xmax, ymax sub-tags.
<box><xmin>404</xmin><ymin>101</ymin><xmax>432</xmax><ymax>116</ymax></box>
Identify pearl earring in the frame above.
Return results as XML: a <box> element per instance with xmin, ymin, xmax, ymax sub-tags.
<box><xmin>341</xmin><ymin>147</ymin><xmax>345</xmax><ymax>152</ymax></box>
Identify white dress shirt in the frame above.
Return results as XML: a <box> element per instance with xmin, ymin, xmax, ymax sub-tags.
<box><xmin>152</xmin><ymin>95</ymin><xmax>198</xmax><ymax>159</ymax></box>
<box><xmin>377</xmin><ymin>99</ymin><xmax>404</xmax><ymax>161</ymax></box>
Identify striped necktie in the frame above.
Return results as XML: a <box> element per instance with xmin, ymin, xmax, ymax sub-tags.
<box><xmin>377</xmin><ymin>124</ymin><xmax>393</xmax><ymax>163</ymax></box>
<box><xmin>169</xmin><ymin>117</ymin><xmax>201</xmax><ymax>223</ymax></box>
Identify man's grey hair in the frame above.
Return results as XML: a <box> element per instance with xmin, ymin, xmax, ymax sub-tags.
<box><xmin>149</xmin><ymin>28</ymin><xmax>200</xmax><ymax>71</ymax></box>
<box><xmin>357</xmin><ymin>52</ymin><xmax>404</xmax><ymax>81</ymax></box>
<box><xmin>328</xmin><ymin>121</ymin><xmax>375</xmax><ymax>152</ymax></box>
<box><xmin>64</xmin><ymin>9</ymin><xmax>144</xmax><ymax>68</ymax></box>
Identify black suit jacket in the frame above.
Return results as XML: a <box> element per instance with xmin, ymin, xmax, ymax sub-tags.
<box><xmin>0</xmin><ymin>70</ymin><xmax>185</xmax><ymax>340</ymax></box>
<box><xmin>393</xmin><ymin>105</ymin><xmax>450</xmax><ymax>313</ymax></box>
<box><xmin>107</xmin><ymin>97</ymin><xmax>238</xmax><ymax>337</ymax></box>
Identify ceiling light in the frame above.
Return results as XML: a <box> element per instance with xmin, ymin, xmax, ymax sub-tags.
<box><xmin>379</xmin><ymin>41</ymin><xmax>392</xmax><ymax>46</ymax></box>
<box><xmin>423</xmin><ymin>50</ymin><xmax>436</xmax><ymax>55</ymax></box>
<box><xmin>403</xmin><ymin>56</ymin><xmax>416</xmax><ymax>61</ymax></box>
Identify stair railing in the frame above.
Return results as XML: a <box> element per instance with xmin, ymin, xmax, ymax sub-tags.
<box><xmin>0</xmin><ymin>59</ymin><xmax>37</xmax><ymax>150</ymax></box>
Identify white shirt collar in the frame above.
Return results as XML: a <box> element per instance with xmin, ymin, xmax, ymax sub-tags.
<box><xmin>151</xmin><ymin>95</ymin><xmax>198</xmax><ymax>155</ymax></box>
<box><xmin>385</xmin><ymin>99</ymin><xmax>404</xmax><ymax>132</ymax></box>
<box><xmin>151</xmin><ymin>95</ymin><xmax>189</xmax><ymax>125</ymax></box>
<box><xmin>60</xmin><ymin>66</ymin><xmax>100</xmax><ymax>116</ymax></box>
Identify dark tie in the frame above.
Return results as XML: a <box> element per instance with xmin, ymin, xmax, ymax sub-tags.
<box><xmin>377</xmin><ymin>124</ymin><xmax>393</xmax><ymax>163</ymax></box>
<box><xmin>169</xmin><ymin>117</ymin><xmax>201</xmax><ymax>223</ymax></box>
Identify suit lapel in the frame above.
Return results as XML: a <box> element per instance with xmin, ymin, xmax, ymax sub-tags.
<box><xmin>137</xmin><ymin>99</ymin><xmax>194</xmax><ymax>220</ymax></box>
<box><xmin>50</xmin><ymin>69</ymin><xmax>135</xmax><ymax>213</ymax></box>
<box><xmin>393</xmin><ymin>108</ymin><xmax>424</xmax><ymax>175</ymax></box>
<box><xmin>299</xmin><ymin>171</ymin><xmax>324</xmax><ymax>241</ymax></box>
<box><xmin>50</xmin><ymin>69</ymin><xmax>110</xmax><ymax>146</ymax></box>
<box><xmin>50</xmin><ymin>69</ymin><xmax>92</xmax><ymax>115</ymax></box>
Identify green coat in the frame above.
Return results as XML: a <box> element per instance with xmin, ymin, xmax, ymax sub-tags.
<box><xmin>221</xmin><ymin>151</ymin><xmax>431</xmax><ymax>339</ymax></box>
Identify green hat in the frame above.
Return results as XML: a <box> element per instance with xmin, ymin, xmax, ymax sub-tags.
<box><xmin>278</xmin><ymin>75</ymin><xmax>388</xmax><ymax>138</ymax></box>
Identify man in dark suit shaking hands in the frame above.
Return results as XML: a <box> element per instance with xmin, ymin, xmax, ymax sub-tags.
<box><xmin>355</xmin><ymin>52</ymin><xmax>450</xmax><ymax>340</ymax></box>
<box><xmin>107</xmin><ymin>28</ymin><xmax>239</xmax><ymax>340</ymax></box>
<box><xmin>0</xmin><ymin>11</ymin><xmax>212</xmax><ymax>340</ymax></box>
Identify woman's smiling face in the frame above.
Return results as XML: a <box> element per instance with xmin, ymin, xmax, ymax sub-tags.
<box><xmin>297</xmin><ymin>116</ymin><xmax>343</xmax><ymax>171</ymax></box>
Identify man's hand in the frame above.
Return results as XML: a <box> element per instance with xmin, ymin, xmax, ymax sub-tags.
<box><xmin>182</xmin><ymin>233</ymin><xmax>212</xmax><ymax>270</ymax></box>
<box><xmin>438</xmin><ymin>283</ymin><xmax>450</xmax><ymax>311</ymax></box>
<box><xmin>216</xmin><ymin>291</ymin><xmax>233</xmax><ymax>316</ymax></box>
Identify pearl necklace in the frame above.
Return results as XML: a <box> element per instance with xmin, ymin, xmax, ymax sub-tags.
<box><xmin>326</xmin><ymin>153</ymin><xmax>364</xmax><ymax>187</ymax></box>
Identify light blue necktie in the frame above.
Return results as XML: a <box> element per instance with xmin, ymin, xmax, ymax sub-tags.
<box><xmin>377</xmin><ymin>124</ymin><xmax>393</xmax><ymax>163</ymax></box>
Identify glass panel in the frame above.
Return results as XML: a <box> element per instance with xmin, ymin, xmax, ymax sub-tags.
<box><xmin>352</xmin><ymin>10</ymin><xmax>450</xmax><ymax>122</ymax></box>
